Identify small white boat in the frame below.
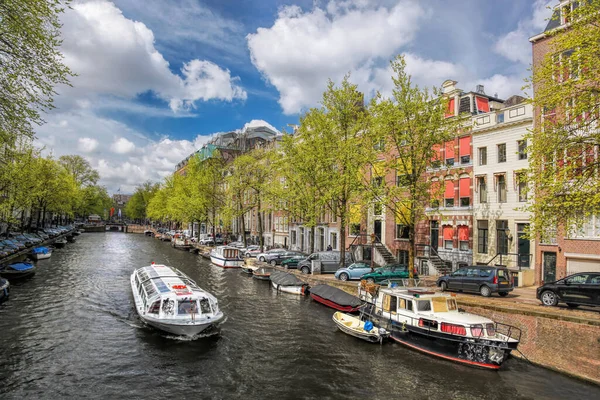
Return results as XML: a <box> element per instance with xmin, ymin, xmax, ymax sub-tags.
<box><xmin>270</xmin><ymin>270</ymin><xmax>308</xmax><ymax>295</ymax></box>
<box><xmin>31</xmin><ymin>246</ymin><xmax>52</xmax><ymax>260</ymax></box>
<box><xmin>171</xmin><ymin>234</ymin><xmax>192</xmax><ymax>250</ymax></box>
<box><xmin>130</xmin><ymin>264</ymin><xmax>224</xmax><ymax>337</ymax></box>
<box><xmin>210</xmin><ymin>246</ymin><xmax>243</xmax><ymax>268</ymax></box>
<box><xmin>332</xmin><ymin>312</ymin><xmax>388</xmax><ymax>343</ymax></box>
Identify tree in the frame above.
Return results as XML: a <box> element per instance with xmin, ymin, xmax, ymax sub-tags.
<box><xmin>77</xmin><ymin>185</ymin><xmax>112</xmax><ymax>218</ymax></box>
<box><xmin>295</xmin><ymin>76</ymin><xmax>370</xmax><ymax>267</ymax></box>
<box><xmin>368</xmin><ymin>55</ymin><xmax>463</xmax><ymax>275</ymax></box>
<box><xmin>126</xmin><ymin>181</ymin><xmax>158</xmax><ymax>222</ymax></box>
<box><xmin>59</xmin><ymin>155</ymin><xmax>100</xmax><ymax>186</ymax></box>
<box><xmin>0</xmin><ymin>0</ymin><xmax>74</xmax><ymax>143</ymax></box>
<box><xmin>526</xmin><ymin>0</ymin><xmax>600</xmax><ymax>237</ymax></box>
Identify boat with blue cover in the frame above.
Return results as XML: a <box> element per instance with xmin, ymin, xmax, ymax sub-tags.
<box><xmin>0</xmin><ymin>278</ymin><xmax>9</xmax><ymax>303</ymax></box>
<box><xmin>31</xmin><ymin>246</ymin><xmax>52</xmax><ymax>260</ymax></box>
<box><xmin>0</xmin><ymin>262</ymin><xmax>36</xmax><ymax>280</ymax></box>
<box><xmin>131</xmin><ymin>263</ymin><xmax>225</xmax><ymax>337</ymax></box>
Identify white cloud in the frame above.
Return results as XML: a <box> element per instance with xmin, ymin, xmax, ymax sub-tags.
<box><xmin>247</xmin><ymin>0</ymin><xmax>427</xmax><ymax>114</ymax></box>
<box><xmin>78</xmin><ymin>137</ymin><xmax>99</xmax><ymax>153</ymax></box>
<box><xmin>58</xmin><ymin>0</ymin><xmax>246</xmax><ymax>113</ymax></box>
<box><xmin>493</xmin><ymin>0</ymin><xmax>553</xmax><ymax>64</ymax></box>
<box><xmin>111</xmin><ymin>137</ymin><xmax>136</xmax><ymax>154</ymax></box>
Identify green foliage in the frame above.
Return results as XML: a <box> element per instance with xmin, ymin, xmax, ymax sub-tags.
<box><xmin>526</xmin><ymin>0</ymin><xmax>600</xmax><ymax>236</ymax></box>
<box><xmin>0</xmin><ymin>0</ymin><xmax>74</xmax><ymax>142</ymax></box>
<box><xmin>126</xmin><ymin>181</ymin><xmax>158</xmax><ymax>221</ymax></box>
<box><xmin>59</xmin><ymin>155</ymin><xmax>100</xmax><ymax>186</ymax></box>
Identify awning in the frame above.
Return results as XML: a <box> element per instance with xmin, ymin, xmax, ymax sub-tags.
<box><xmin>444</xmin><ymin>180</ymin><xmax>454</xmax><ymax>199</ymax></box>
<box><xmin>459</xmin><ymin>177</ymin><xmax>470</xmax><ymax>198</ymax></box>
<box><xmin>443</xmin><ymin>226</ymin><xmax>454</xmax><ymax>240</ymax></box>
<box><xmin>446</xmin><ymin>98</ymin><xmax>455</xmax><ymax>118</ymax></box>
<box><xmin>458</xmin><ymin>225</ymin><xmax>469</xmax><ymax>241</ymax></box>
<box><xmin>459</xmin><ymin>136</ymin><xmax>470</xmax><ymax>157</ymax></box>
<box><xmin>432</xmin><ymin>144</ymin><xmax>441</xmax><ymax>162</ymax></box>
<box><xmin>476</xmin><ymin>96</ymin><xmax>490</xmax><ymax>113</ymax></box>
<box><xmin>445</xmin><ymin>141</ymin><xmax>455</xmax><ymax>159</ymax></box>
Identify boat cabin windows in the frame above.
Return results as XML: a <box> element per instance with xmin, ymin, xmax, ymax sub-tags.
<box><xmin>178</xmin><ymin>299</ymin><xmax>198</xmax><ymax>315</ymax></box>
<box><xmin>199</xmin><ymin>298</ymin><xmax>212</xmax><ymax>314</ymax></box>
<box><xmin>382</xmin><ymin>294</ymin><xmax>397</xmax><ymax>313</ymax></box>
<box><xmin>398</xmin><ymin>298</ymin><xmax>413</xmax><ymax>312</ymax></box>
<box><xmin>148</xmin><ymin>300</ymin><xmax>160</xmax><ymax>314</ymax></box>
<box><xmin>447</xmin><ymin>298</ymin><xmax>457</xmax><ymax>311</ymax></box>
<box><xmin>416</xmin><ymin>300</ymin><xmax>431</xmax><ymax>312</ymax></box>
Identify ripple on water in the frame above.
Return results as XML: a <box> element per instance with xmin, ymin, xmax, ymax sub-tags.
<box><xmin>1</xmin><ymin>233</ymin><xmax>599</xmax><ymax>400</ymax></box>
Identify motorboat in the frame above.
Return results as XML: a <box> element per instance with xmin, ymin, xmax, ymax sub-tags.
<box><xmin>31</xmin><ymin>246</ymin><xmax>52</xmax><ymax>260</ymax></box>
<box><xmin>171</xmin><ymin>234</ymin><xmax>192</xmax><ymax>250</ymax></box>
<box><xmin>309</xmin><ymin>284</ymin><xmax>362</xmax><ymax>312</ymax></box>
<box><xmin>54</xmin><ymin>238</ymin><xmax>67</xmax><ymax>248</ymax></box>
<box><xmin>358</xmin><ymin>284</ymin><xmax>521</xmax><ymax>369</ymax></box>
<box><xmin>241</xmin><ymin>262</ymin><xmax>260</xmax><ymax>275</ymax></box>
<box><xmin>332</xmin><ymin>312</ymin><xmax>388</xmax><ymax>343</ymax></box>
<box><xmin>130</xmin><ymin>263</ymin><xmax>224</xmax><ymax>337</ymax></box>
<box><xmin>270</xmin><ymin>271</ymin><xmax>309</xmax><ymax>295</ymax></box>
<box><xmin>0</xmin><ymin>278</ymin><xmax>9</xmax><ymax>303</ymax></box>
<box><xmin>210</xmin><ymin>246</ymin><xmax>243</xmax><ymax>268</ymax></box>
<box><xmin>252</xmin><ymin>267</ymin><xmax>273</xmax><ymax>281</ymax></box>
<box><xmin>0</xmin><ymin>262</ymin><xmax>36</xmax><ymax>280</ymax></box>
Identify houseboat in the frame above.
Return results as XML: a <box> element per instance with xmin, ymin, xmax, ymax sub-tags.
<box><xmin>358</xmin><ymin>285</ymin><xmax>521</xmax><ymax>369</ymax></box>
<box><xmin>31</xmin><ymin>246</ymin><xmax>52</xmax><ymax>260</ymax></box>
<box><xmin>210</xmin><ymin>246</ymin><xmax>243</xmax><ymax>268</ymax></box>
<box><xmin>130</xmin><ymin>263</ymin><xmax>224</xmax><ymax>337</ymax></box>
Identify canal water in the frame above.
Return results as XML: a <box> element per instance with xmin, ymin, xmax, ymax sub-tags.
<box><xmin>0</xmin><ymin>233</ymin><xmax>598</xmax><ymax>399</ymax></box>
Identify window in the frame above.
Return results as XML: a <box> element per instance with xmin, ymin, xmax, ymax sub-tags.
<box><xmin>445</xmin><ymin>141</ymin><xmax>455</xmax><ymax>167</ymax></box>
<box><xmin>459</xmin><ymin>136</ymin><xmax>470</xmax><ymax>164</ymax></box>
<box><xmin>374</xmin><ymin>138</ymin><xmax>385</xmax><ymax>151</ymax></box>
<box><xmin>443</xmin><ymin>226</ymin><xmax>453</xmax><ymax>250</ymax></box>
<box><xmin>396</xmin><ymin>173</ymin><xmax>409</xmax><ymax>187</ymax></box>
<box><xmin>477</xmin><ymin>220</ymin><xmax>488</xmax><ymax>254</ymax></box>
<box><xmin>518</xmin><ymin>140</ymin><xmax>527</xmax><ymax>160</ymax></box>
<box><xmin>498</xmin><ymin>143</ymin><xmax>506</xmax><ymax>163</ymax></box>
<box><xmin>478</xmin><ymin>177</ymin><xmax>487</xmax><ymax>203</ymax></box>
<box><xmin>148</xmin><ymin>300</ymin><xmax>160</xmax><ymax>314</ymax></box>
<box><xmin>497</xmin><ymin>112</ymin><xmax>504</xmax><ymax>123</ymax></box>
<box><xmin>372</xmin><ymin>176</ymin><xmax>383</xmax><ymax>188</ymax></box>
<box><xmin>330</xmin><ymin>232</ymin><xmax>337</xmax><ymax>250</ymax></box>
<box><xmin>417</xmin><ymin>301</ymin><xmax>432</xmax><ymax>312</ymax></box>
<box><xmin>566</xmin><ymin>274</ymin><xmax>589</xmax><ymax>284</ymax></box>
<box><xmin>374</xmin><ymin>203</ymin><xmax>382</xmax><ymax>216</ymax></box>
<box><xmin>570</xmin><ymin>215</ymin><xmax>600</xmax><ymax>239</ymax></box>
<box><xmin>478</xmin><ymin>147</ymin><xmax>487</xmax><ymax>166</ymax></box>
<box><xmin>518</xmin><ymin>174</ymin><xmax>527</xmax><ymax>202</ymax></box>
<box><xmin>319</xmin><ymin>228</ymin><xmax>325</xmax><ymax>251</ymax></box>
<box><xmin>497</xmin><ymin>175</ymin><xmax>507</xmax><ymax>203</ymax></box>
<box><xmin>350</xmin><ymin>223</ymin><xmax>361</xmax><ymax>236</ymax></box>
<box><xmin>397</xmin><ymin>249</ymin><xmax>408</xmax><ymax>264</ymax></box>
<box><xmin>396</xmin><ymin>224</ymin><xmax>409</xmax><ymax>239</ymax></box>
<box><xmin>444</xmin><ymin>180</ymin><xmax>454</xmax><ymax>207</ymax></box>
<box><xmin>496</xmin><ymin>220</ymin><xmax>509</xmax><ymax>255</ymax></box>
<box><xmin>459</xmin><ymin>177</ymin><xmax>470</xmax><ymax>207</ymax></box>
<box><xmin>458</xmin><ymin>226</ymin><xmax>469</xmax><ymax>251</ymax></box>
<box><xmin>178</xmin><ymin>300</ymin><xmax>197</xmax><ymax>315</ymax></box>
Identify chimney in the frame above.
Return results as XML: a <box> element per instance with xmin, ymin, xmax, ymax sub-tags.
<box><xmin>476</xmin><ymin>84</ymin><xmax>485</xmax><ymax>94</ymax></box>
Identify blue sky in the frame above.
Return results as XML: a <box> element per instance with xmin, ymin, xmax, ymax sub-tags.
<box><xmin>34</xmin><ymin>0</ymin><xmax>554</xmax><ymax>192</ymax></box>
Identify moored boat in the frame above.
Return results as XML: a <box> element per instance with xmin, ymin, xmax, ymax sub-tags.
<box><xmin>309</xmin><ymin>284</ymin><xmax>362</xmax><ymax>312</ymax></box>
<box><xmin>270</xmin><ymin>271</ymin><xmax>309</xmax><ymax>295</ymax></box>
<box><xmin>252</xmin><ymin>267</ymin><xmax>273</xmax><ymax>280</ymax></box>
<box><xmin>66</xmin><ymin>235</ymin><xmax>76</xmax><ymax>243</ymax></box>
<box><xmin>332</xmin><ymin>312</ymin><xmax>388</xmax><ymax>343</ymax></box>
<box><xmin>0</xmin><ymin>278</ymin><xmax>9</xmax><ymax>303</ymax></box>
<box><xmin>171</xmin><ymin>234</ymin><xmax>192</xmax><ymax>250</ymax></box>
<box><xmin>53</xmin><ymin>238</ymin><xmax>67</xmax><ymax>248</ymax></box>
<box><xmin>358</xmin><ymin>285</ymin><xmax>521</xmax><ymax>369</ymax></box>
<box><xmin>210</xmin><ymin>246</ymin><xmax>243</xmax><ymax>268</ymax></box>
<box><xmin>31</xmin><ymin>246</ymin><xmax>52</xmax><ymax>260</ymax></box>
<box><xmin>0</xmin><ymin>262</ymin><xmax>36</xmax><ymax>280</ymax></box>
<box><xmin>130</xmin><ymin>263</ymin><xmax>224</xmax><ymax>337</ymax></box>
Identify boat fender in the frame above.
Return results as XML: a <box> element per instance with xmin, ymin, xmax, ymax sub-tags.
<box><xmin>301</xmin><ymin>285</ymin><xmax>309</xmax><ymax>296</ymax></box>
<box><xmin>364</xmin><ymin>321</ymin><xmax>373</xmax><ymax>332</ymax></box>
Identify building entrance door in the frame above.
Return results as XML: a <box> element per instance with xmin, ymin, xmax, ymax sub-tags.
<box><xmin>374</xmin><ymin>220</ymin><xmax>382</xmax><ymax>241</ymax></box>
<box><xmin>517</xmin><ymin>223</ymin><xmax>530</xmax><ymax>268</ymax></box>
<box><xmin>543</xmin><ymin>252</ymin><xmax>557</xmax><ymax>283</ymax></box>
<box><xmin>430</xmin><ymin>220</ymin><xmax>439</xmax><ymax>251</ymax></box>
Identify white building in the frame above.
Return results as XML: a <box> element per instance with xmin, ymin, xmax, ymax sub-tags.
<box><xmin>472</xmin><ymin>97</ymin><xmax>535</xmax><ymax>282</ymax></box>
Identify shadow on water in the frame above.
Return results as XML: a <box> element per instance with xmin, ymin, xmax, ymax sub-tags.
<box><xmin>0</xmin><ymin>233</ymin><xmax>599</xmax><ymax>400</ymax></box>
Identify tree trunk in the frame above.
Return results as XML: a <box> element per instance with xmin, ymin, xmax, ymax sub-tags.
<box><xmin>241</xmin><ymin>207</ymin><xmax>247</xmax><ymax>248</ymax></box>
<box><xmin>339</xmin><ymin>204</ymin><xmax>346</xmax><ymax>269</ymax></box>
<box><xmin>257</xmin><ymin>195</ymin><xmax>264</xmax><ymax>251</ymax></box>
<box><xmin>310</xmin><ymin>226</ymin><xmax>315</xmax><ymax>254</ymax></box>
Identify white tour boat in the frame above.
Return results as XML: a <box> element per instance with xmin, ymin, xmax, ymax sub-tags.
<box><xmin>358</xmin><ymin>285</ymin><xmax>521</xmax><ymax>369</ymax></box>
<box><xmin>130</xmin><ymin>263</ymin><xmax>224</xmax><ymax>337</ymax></box>
<box><xmin>210</xmin><ymin>246</ymin><xmax>243</xmax><ymax>268</ymax></box>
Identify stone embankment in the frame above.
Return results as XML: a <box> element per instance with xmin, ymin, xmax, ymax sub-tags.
<box><xmin>258</xmin><ymin>261</ymin><xmax>600</xmax><ymax>385</ymax></box>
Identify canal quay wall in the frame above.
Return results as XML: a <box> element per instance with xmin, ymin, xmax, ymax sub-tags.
<box><xmin>267</xmin><ymin>264</ymin><xmax>600</xmax><ymax>385</ymax></box>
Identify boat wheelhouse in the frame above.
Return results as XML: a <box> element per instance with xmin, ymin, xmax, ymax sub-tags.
<box><xmin>210</xmin><ymin>246</ymin><xmax>243</xmax><ymax>268</ymax></box>
<box><xmin>358</xmin><ymin>285</ymin><xmax>520</xmax><ymax>369</ymax></box>
<box><xmin>130</xmin><ymin>264</ymin><xmax>224</xmax><ymax>337</ymax></box>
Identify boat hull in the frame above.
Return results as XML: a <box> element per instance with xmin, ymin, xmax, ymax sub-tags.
<box><xmin>141</xmin><ymin>315</ymin><xmax>223</xmax><ymax>337</ymax></box>
<box><xmin>253</xmin><ymin>273</ymin><xmax>271</xmax><ymax>280</ymax></box>
<box><xmin>240</xmin><ymin>266</ymin><xmax>254</xmax><ymax>274</ymax></box>
<box><xmin>53</xmin><ymin>241</ymin><xmax>66</xmax><ymax>248</ymax></box>
<box><xmin>31</xmin><ymin>252</ymin><xmax>52</xmax><ymax>260</ymax></box>
<box><xmin>271</xmin><ymin>281</ymin><xmax>305</xmax><ymax>295</ymax></box>
<box><xmin>210</xmin><ymin>255</ymin><xmax>243</xmax><ymax>268</ymax></box>
<box><xmin>310</xmin><ymin>293</ymin><xmax>360</xmax><ymax>312</ymax></box>
<box><xmin>0</xmin><ymin>270</ymin><xmax>36</xmax><ymax>280</ymax></box>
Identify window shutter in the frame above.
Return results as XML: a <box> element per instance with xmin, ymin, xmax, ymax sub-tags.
<box><xmin>443</xmin><ymin>226</ymin><xmax>454</xmax><ymax>240</ymax></box>
<box><xmin>459</xmin><ymin>177</ymin><xmax>470</xmax><ymax>198</ymax></box>
<box><xmin>445</xmin><ymin>141</ymin><xmax>455</xmax><ymax>159</ymax></box>
<box><xmin>446</xmin><ymin>98</ymin><xmax>455</xmax><ymax>118</ymax></box>
<box><xmin>458</xmin><ymin>226</ymin><xmax>469</xmax><ymax>241</ymax></box>
<box><xmin>432</xmin><ymin>144</ymin><xmax>441</xmax><ymax>161</ymax></box>
<box><xmin>444</xmin><ymin>180</ymin><xmax>454</xmax><ymax>199</ymax></box>
<box><xmin>476</xmin><ymin>96</ymin><xmax>490</xmax><ymax>113</ymax></box>
<box><xmin>459</xmin><ymin>136</ymin><xmax>471</xmax><ymax>157</ymax></box>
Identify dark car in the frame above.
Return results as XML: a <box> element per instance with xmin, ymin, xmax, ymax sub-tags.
<box><xmin>281</xmin><ymin>255</ymin><xmax>307</xmax><ymax>269</ymax></box>
<box><xmin>360</xmin><ymin>264</ymin><xmax>418</xmax><ymax>283</ymax></box>
<box><xmin>536</xmin><ymin>272</ymin><xmax>600</xmax><ymax>308</ymax></box>
<box><xmin>437</xmin><ymin>265</ymin><xmax>513</xmax><ymax>297</ymax></box>
<box><xmin>265</xmin><ymin>251</ymin><xmax>306</xmax><ymax>266</ymax></box>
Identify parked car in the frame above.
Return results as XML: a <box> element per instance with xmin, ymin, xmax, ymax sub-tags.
<box><xmin>536</xmin><ymin>272</ymin><xmax>600</xmax><ymax>308</ymax></box>
<box><xmin>256</xmin><ymin>248</ymin><xmax>288</xmax><ymax>262</ymax></box>
<box><xmin>281</xmin><ymin>255</ymin><xmax>308</xmax><ymax>269</ymax></box>
<box><xmin>265</xmin><ymin>251</ymin><xmax>306</xmax><ymax>266</ymax></box>
<box><xmin>199</xmin><ymin>237</ymin><xmax>215</xmax><ymax>245</ymax></box>
<box><xmin>297</xmin><ymin>251</ymin><xmax>354</xmax><ymax>274</ymax></box>
<box><xmin>334</xmin><ymin>262</ymin><xmax>374</xmax><ymax>281</ymax></box>
<box><xmin>361</xmin><ymin>264</ymin><xmax>417</xmax><ymax>284</ymax></box>
<box><xmin>437</xmin><ymin>265</ymin><xmax>513</xmax><ymax>297</ymax></box>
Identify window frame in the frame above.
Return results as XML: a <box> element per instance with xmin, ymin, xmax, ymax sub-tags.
<box><xmin>478</xmin><ymin>147</ymin><xmax>487</xmax><ymax>166</ymax></box>
<box><xmin>497</xmin><ymin>143</ymin><xmax>507</xmax><ymax>163</ymax></box>
<box><xmin>477</xmin><ymin>220</ymin><xmax>488</xmax><ymax>254</ymax></box>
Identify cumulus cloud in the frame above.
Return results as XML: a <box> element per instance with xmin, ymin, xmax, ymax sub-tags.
<box><xmin>493</xmin><ymin>0</ymin><xmax>553</xmax><ymax>64</ymax></box>
<box><xmin>78</xmin><ymin>137</ymin><xmax>99</xmax><ymax>153</ymax></box>
<box><xmin>59</xmin><ymin>0</ymin><xmax>246</xmax><ymax>112</ymax></box>
<box><xmin>111</xmin><ymin>137</ymin><xmax>136</xmax><ymax>154</ymax></box>
<box><xmin>247</xmin><ymin>0</ymin><xmax>427</xmax><ymax>114</ymax></box>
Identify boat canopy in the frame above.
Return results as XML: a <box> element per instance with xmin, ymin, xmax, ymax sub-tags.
<box><xmin>310</xmin><ymin>284</ymin><xmax>362</xmax><ymax>307</ymax></box>
<box><xmin>7</xmin><ymin>262</ymin><xmax>34</xmax><ymax>271</ymax></box>
<box><xmin>270</xmin><ymin>271</ymin><xmax>305</xmax><ymax>286</ymax></box>
<box><xmin>32</xmin><ymin>247</ymin><xmax>51</xmax><ymax>254</ymax></box>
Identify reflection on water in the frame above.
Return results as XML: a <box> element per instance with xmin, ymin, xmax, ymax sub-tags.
<box><xmin>0</xmin><ymin>233</ymin><xmax>598</xmax><ymax>399</ymax></box>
